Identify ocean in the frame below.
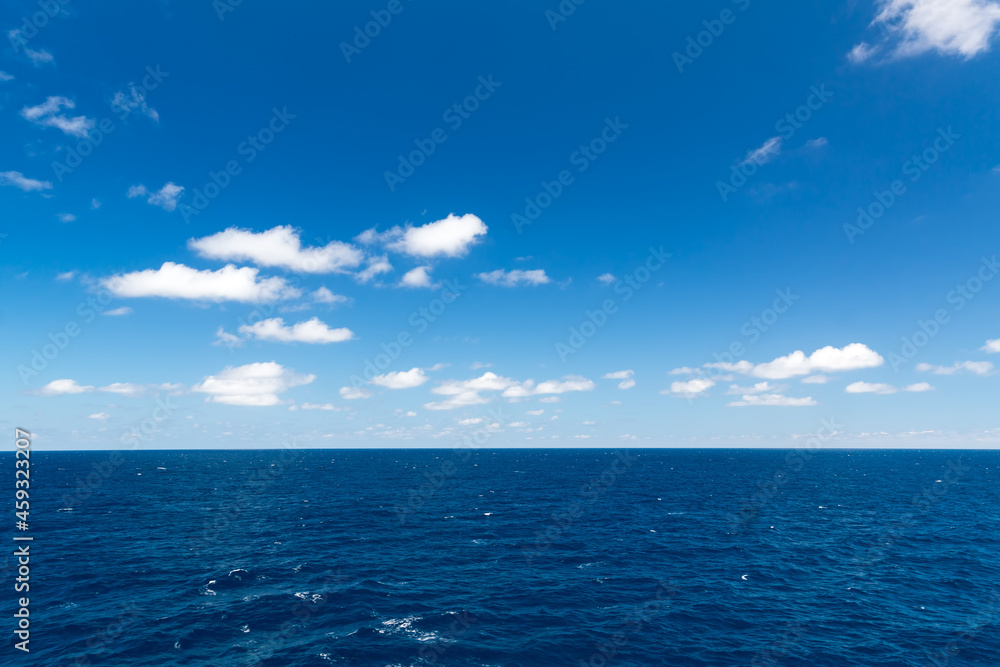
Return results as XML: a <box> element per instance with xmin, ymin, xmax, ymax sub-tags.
<box><xmin>14</xmin><ymin>449</ymin><xmax>1000</xmax><ymax>666</ymax></box>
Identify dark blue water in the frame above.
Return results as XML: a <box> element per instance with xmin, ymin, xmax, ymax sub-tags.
<box><xmin>12</xmin><ymin>449</ymin><xmax>1000</xmax><ymax>666</ymax></box>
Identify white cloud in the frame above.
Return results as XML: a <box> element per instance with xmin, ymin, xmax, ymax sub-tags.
<box><xmin>127</xmin><ymin>182</ymin><xmax>184</xmax><ymax>211</ymax></box>
<box><xmin>742</xmin><ymin>136</ymin><xmax>783</xmax><ymax>166</ymax></box>
<box><xmin>102</xmin><ymin>307</ymin><xmax>133</xmax><ymax>316</ymax></box>
<box><xmin>399</xmin><ymin>266</ymin><xmax>438</xmax><ymax>289</ymax></box>
<box><xmin>38</xmin><ymin>379</ymin><xmax>94</xmax><ymax>395</ymax></box>
<box><xmin>457</xmin><ymin>417</ymin><xmax>483</xmax><ymax>425</ymax></box>
<box><xmin>0</xmin><ymin>171</ymin><xmax>52</xmax><ymax>192</ymax></box>
<box><xmin>476</xmin><ymin>269</ymin><xmax>550</xmax><ymax>287</ymax></box>
<box><xmin>0</xmin><ymin>71</ymin><xmax>13</xmax><ymax>81</ymax></box>
<box><xmin>802</xmin><ymin>374</ymin><xmax>829</xmax><ymax>384</ymax></box>
<box><xmin>340</xmin><ymin>386</ymin><xmax>372</xmax><ymax>400</ymax></box>
<box><xmin>189</xmin><ymin>226</ymin><xmax>363</xmax><ymax>274</ymax></box>
<box><xmin>905</xmin><ymin>382</ymin><xmax>935</xmax><ymax>392</ymax></box>
<box><xmin>355</xmin><ymin>255</ymin><xmax>393</xmax><ymax>283</ymax></box>
<box><xmin>312</xmin><ymin>287</ymin><xmax>349</xmax><ymax>305</ymax></box>
<box><xmin>91</xmin><ymin>198</ymin><xmax>101</xmax><ymax>209</ymax></box>
<box><xmin>21</xmin><ymin>96</ymin><xmax>94</xmax><ymax>138</ymax></box>
<box><xmin>88</xmin><ymin>412</ymin><xmax>110</xmax><ymax>421</ymax></box>
<box><xmin>727</xmin><ymin>393</ymin><xmax>817</xmax><ymax>407</ymax></box>
<box><xmin>295</xmin><ymin>403</ymin><xmax>344</xmax><ymax>411</ymax></box>
<box><xmin>597</xmin><ymin>273</ymin><xmax>616</xmax><ymax>284</ymax></box>
<box><xmin>111</xmin><ymin>85</ymin><xmax>159</xmax><ymax>121</ymax></box>
<box><xmin>99</xmin><ymin>382</ymin><xmax>146</xmax><ymax>397</ymax></box>
<box><xmin>371</xmin><ymin>368</ymin><xmax>428</xmax><ymax>389</ymax></box>
<box><xmin>213</xmin><ymin>327</ymin><xmax>244</xmax><ymax>348</ymax></box>
<box><xmin>502</xmin><ymin>376</ymin><xmax>596</xmax><ymax>399</ymax></box>
<box><xmin>805</xmin><ymin>137</ymin><xmax>829</xmax><ymax>149</ymax></box>
<box><xmin>916</xmin><ymin>361</ymin><xmax>994</xmax><ymax>375</ymax></box>
<box><xmin>860</xmin><ymin>0</ymin><xmax>1000</xmax><ymax>61</ymax></box>
<box><xmin>238</xmin><ymin>317</ymin><xmax>354</xmax><ymax>344</ymax></box>
<box><xmin>55</xmin><ymin>271</ymin><xmax>76</xmax><ymax>281</ymax></box>
<box><xmin>526</xmin><ymin>409</ymin><xmax>545</xmax><ymax>416</ymax></box>
<box><xmin>602</xmin><ymin>370</ymin><xmax>635</xmax><ymax>389</ymax></box>
<box><xmin>58</xmin><ymin>213</ymin><xmax>76</xmax><ymax>223</ymax></box>
<box><xmin>727</xmin><ymin>381</ymin><xmax>774</xmax><ymax>395</ymax></box>
<box><xmin>846</xmin><ymin>381</ymin><xmax>898</xmax><ymax>394</ymax></box>
<box><xmin>470</xmin><ymin>361</ymin><xmax>492</xmax><ymax>369</ymax></box>
<box><xmin>192</xmin><ymin>361</ymin><xmax>314</xmax><ymax>406</ymax></box>
<box><xmin>704</xmin><ymin>343</ymin><xmax>884</xmax><ymax>379</ymax></box>
<box><xmin>539</xmin><ymin>396</ymin><xmax>561</xmax><ymax>403</ymax></box>
<box><xmin>26</xmin><ymin>47</ymin><xmax>53</xmax><ymax>65</ymax></box>
<box><xmin>381</xmin><ymin>213</ymin><xmax>487</xmax><ymax>258</ymax></box>
<box><xmin>101</xmin><ymin>262</ymin><xmax>300</xmax><ymax>303</ymax></box>
<box><xmin>663</xmin><ymin>378</ymin><xmax>715</xmax><ymax>397</ymax></box>
<box><xmin>982</xmin><ymin>339</ymin><xmax>1000</xmax><ymax>353</ymax></box>
<box><xmin>425</xmin><ymin>372</ymin><xmax>517</xmax><ymax>410</ymax></box>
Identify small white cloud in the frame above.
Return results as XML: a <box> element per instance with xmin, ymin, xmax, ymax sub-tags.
<box><xmin>728</xmin><ymin>393</ymin><xmax>817</xmax><ymax>407</ymax></box>
<box><xmin>99</xmin><ymin>382</ymin><xmax>146</xmax><ymax>397</ymax></box>
<box><xmin>982</xmin><ymin>339</ymin><xmax>1000</xmax><ymax>353</ymax></box>
<box><xmin>597</xmin><ymin>273</ymin><xmax>616</xmax><ymax>284</ymax></box>
<box><xmin>457</xmin><ymin>417</ymin><xmax>483</xmax><ymax>425</ymax></box>
<box><xmin>848</xmin><ymin>41</ymin><xmax>879</xmax><ymax>63</ymax></box>
<box><xmin>476</xmin><ymin>269</ymin><xmax>550</xmax><ymax>287</ymax></box>
<box><xmin>239</xmin><ymin>317</ymin><xmax>354</xmax><ymax>344</ymax></box>
<box><xmin>190</xmin><ymin>226</ymin><xmax>364</xmax><ymax>274</ymax></box>
<box><xmin>399</xmin><ymin>266</ymin><xmax>438</xmax><ymax>289</ymax></box>
<box><xmin>91</xmin><ymin>198</ymin><xmax>101</xmax><ymax>209</ymax></box>
<box><xmin>192</xmin><ymin>361</ymin><xmax>314</xmax><ymax>406</ymax></box>
<box><xmin>102</xmin><ymin>307</ymin><xmax>133</xmax><ymax>316</ymax></box>
<box><xmin>38</xmin><ymin>379</ymin><xmax>94</xmax><ymax>395</ymax></box>
<box><xmin>355</xmin><ymin>255</ymin><xmax>393</xmax><ymax>283</ymax></box>
<box><xmin>0</xmin><ymin>171</ymin><xmax>53</xmax><ymax>192</ymax></box>
<box><xmin>857</xmin><ymin>0</ymin><xmax>1000</xmax><ymax>61</ymax></box>
<box><xmin>377</xmin><ymin>213</ymin><xmax>487</xmax><ymax>258</ymax></box>
<box><xmin>111</xmin><ymin>84</ymin><xmax>159</xmax><ymax>121</ymax></box>
<box><xmin>21</xmin><ymin>96</ymin><xmax>94</xmax><ymax>137</ymax></box>
<box><xmin>741</xmin><ymin>136</ymin><xmax>783</xmax><ymax>166</ymax></box>
<box><xmin>905</xmin><ymin>382</ymin><xmax>935</xmax><ymax>392</ymax></box>
<box><xmin>845</xmin><ymin>381</ymin><xmax>898</xmax><ymax>394</ymax></box>
<box><xmin>805</xmin><ymin>137</ymin><xmax>829</xmax><ymax>149</ymax></box>
<box><xmin>663</xmin><ymin>378</ymin><xmax>715</xmax><ymax>397</ymax></box>
<box><xmin>213</xmin><ymin>327</ymin><xmax>244</xmax><ymax>348</ymax></box>
<box><xmin>0</xmin><ymin>71</ymin><xmax>13</xmax><ymax>81</ymax></box>
<box><xmin>102</xmin><ymin>262</ymin><xmax>300</xmax><ymax>303</ymax></box>
<box><xmin>340</xmin><ymin>386</ymin><xmax>372</xmax><ymax>400</ymax></box>
<box><xmin>371</xmin><ymin>368</ymin><xmax>428</xmax><ymax>389</ymax></box>
<box><xmin>58</xmin><ymin>213</ymin><xmax>76</xmax><ymax>223</ymax></box>
<box><xmin>727</xmin><ymin>381</ymin><xmax>774</xmax><ymax>395</ymax></box>
<box><xmin>55</xmin><ymin>271</ymin><xmax>76</xmax><ymax>281</ymax></box>
<box><xmin>297</xmin><ymin>402</ymin><xmax>344</xmax><ymax>411</ymax></box>
<box><xmin>128</xmin><ymin>182</ymin><xmax>183</xmax><ymax>211</ymax></box>
<box><xmin>502</xmin><ymin>376</ymin><xmax>596</xmax><ymax>399</ymax></box>
<box><xmin>312</xmin><ymin>287</ymin><xmax>350</xmax><ymax>305</ymax></box>
<box><xmin>602</xmin><ymin>370</ymin><xmax>635</xmax><ymax>389</ymax></box>
<box><xmin>703</xmin><ymin>343</ymin><xmax>884</xmax><ymax>380</ymax></box>
<box><xmin>526</xmin><ymin>409</ymin><xmax>545</xmax><ymax>416</ymax></box>
<box><xmin>26</xmin><ymin>47</ymin><xmax>53</xmax><ymax>66</ymax></box>
<box><xmin>470</xmin><ymin>361</ymin><xmax>492</xmax><ymax>369</ymax></box>
<box><xmin>916</xmin><ymin>361</ymin><xmax>995</xmax><ymax>375</ymax></box>
<box><xmin>802</xmin><ymin>374</ymin><xmax>829</xmax><ymax>384</ymax></box>
<box><xmin>88</xmin><ymin>412</ymin><xmax>110</xmax><ymax>421</ymax></box>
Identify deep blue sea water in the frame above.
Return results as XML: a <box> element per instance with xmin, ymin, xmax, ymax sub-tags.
<box><xmin>9</xmin><ymin>449</ymin><xmax>1000</xmax><ymax>666</ymax></box>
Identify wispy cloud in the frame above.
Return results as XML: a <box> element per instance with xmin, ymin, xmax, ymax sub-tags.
<box><xmin>21</xmin><ymin>96</ymin><xmax>94</xmax><ymax>137</ymax></box>
<box><xmin>0</xmin><ymin>171</ymin><xmax>53</xmax><ymax>192</ymax></box>
<box><xmin>476</xmin><ymin>269</ymin><xmax>550</xmax><ymax>287</ymax></box>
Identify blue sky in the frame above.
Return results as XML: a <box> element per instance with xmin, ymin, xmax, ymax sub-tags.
<box><xmin>2</xmin><ymin>0</ymin><xmax>999</xmax><ymax>449</ymax></box>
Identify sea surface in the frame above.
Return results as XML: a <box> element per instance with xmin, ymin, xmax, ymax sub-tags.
<box><xmin>11</xmin><ymin>449</ymin><xmax>1000</xmax><ymax>666</ymax></box>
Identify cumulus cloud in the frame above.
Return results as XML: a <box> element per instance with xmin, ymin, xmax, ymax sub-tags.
<box><xmin>0</xmin><ymin>171</ymin><xmax>52</xmax><ymax>192</ymax></box>
<box><xmin>457</xmin><ymin>417</ymin><xmax>483</xmax><ymax>425</ymax></box>
<box><xmin>340</xmin><ymin>386</ymin><xmax>372</xmax><ymax>400</ymax></box>
<box><xmin>476</xmin><ymin>269</ymin><xmax>550</xmax><ymax>287</ymax></box>
<box><xmin>21</xmin><ymin>96</ymin><xmax>95</xmax><ymax>138</ymax></box>
<box><xmin>58</xmin><ymin>213</ymin><xmax>76</xmax><ymax>223</ymax></box>
<box><xmin>845</xmin><ymin>381</ymin><xmax>899</xmax><ymax>394</ymax></box>
<box><xmin>189</xmin><ymin>226</ymin><xmax>363</xmax><ymax>274</ymax></box>
<box><xmin>597</xmin><ymin>273</ymin><xmax>616</xmax><ymax>284</ymax></box>
<box><xmin>38</xmin><ymin>379</ymin><xmax>94</xmax><ymax>395</ymax></box>
<box><xmin>983</xmin><ymin>339</ymin><xmax>1000</xmax><ymax>353</ymax></box>
<box><xmin>371</xmin><ymin>368</ymin><xmax>429</xmax><ymax>389</ymax></box>
<box><xmin>502</xmin><ymin>376</ymin><xmax>596</xmax><ymax>399</ymax></box>
<box><xmin>127</xmin><ymin>182</ymin><xmax>184</xmax><ymax>211</ymax></box>
<box><xmin>101</xmin><ymin>263</ymin><xmax>300</xmax><ymax>303</ymax></box>
<box><xmin>399</xmin><ymin>266</ymin><xmax>438</xmax><ymax>289</ymax></box>
<box><xmin>916</xmin><ymin>361</ymin><xmax>995</xmax><ymax>375</ymax></box>
<box><xmin>727</xmin><ymin>393</ymin><xmax>817</xmax><ymax>407</ymax></box>
<box><xmin>361</xmin><ymin>213</ymin><xmax>487</xmax><ymax>258</ymax></box>
<box><xmin>192</xmin><ymin>361</ymin><xmax>314</xmax><ymax>406</ymax></box>
<box><xmin>238</xmin><ymin>317</ymin><xmax>354</xmax><ymax>344</ymax></box>
<box><xmin>906</xmin><ymin>382</ymin><xmax>935</xmax><ymax>392</ymax></box>
<box><xmin>88</xmin><ymin>412</ymin><xmax>110</xmax><ymax>421</ymax></box>
<box><xmin>853</xmin><ymin>0</ymin><xmax>1000</xmax><ymax>62</ymax></box>
<box><xmin>213</xmin><ymin>327</ymin><xmax>244</xmax><ymax>348</ymax></box>
<box><xmin>602</xmin><ymin>370</ymin><xmax>635</xmax><ymax>389</ymax></box>
<box><xmin>425</xmin><ymin>372</ymin><xmax>517</xmax><ymax>410</ymax></box>
<box><xmin>695</xmin><ymin>343</ymin><xmax>885</xmax><ymax>379</ymax></box>
<box><xmin>526</xmin><ymin>409</ymin><xmax>545</xmax><ymax>416</ymax></box>
<box><xmin>663</xmin><ymin>378</ymin><xmax>715</xmax><ymax>397</ymax></box>
<box><xmin>355</xmin><ymin>255</ymin><xmax>393</xmax><ymax>283</ymax></box>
